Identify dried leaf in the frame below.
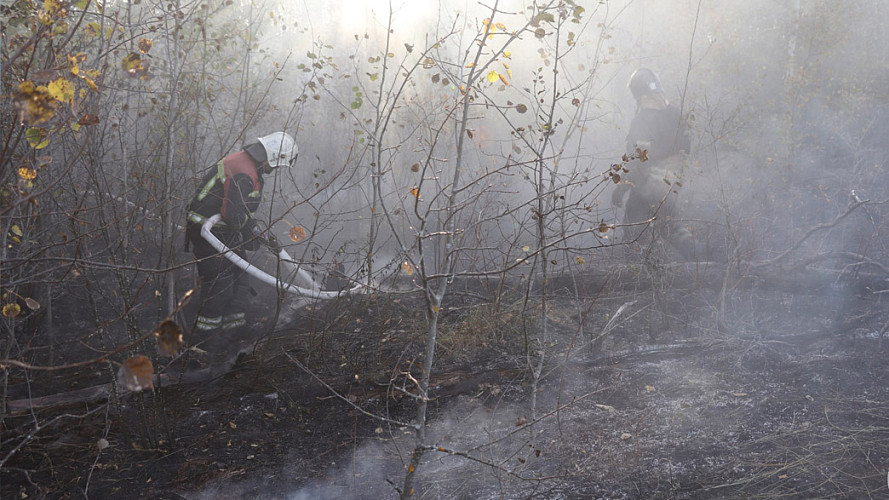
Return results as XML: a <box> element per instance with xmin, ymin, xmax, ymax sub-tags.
<box><xmin>409</xmin><ymin>186</ymin><xmax>420</xmax><ymax>199</ymax></box>
<box><xmin>410</xmin><ymin>163</ymin><xmax>419</xmax><ymax>172</ymax></box>
<box><xmin>401</xmin><ymin>261</ymin><xmax>414</xmax><ymax>276</ymax></box>
<box><xmin>289</xmin><ymin>226</ymin><xmax>306</xmax><ymax>243</ymax></box>
<box><xmin>117</xmin><ymin>356</ymin><xmax>154</xmax><ymax>392</ymax></box>
<box><xmin>515</xmin><ymin>103</ymin><xmax>527</xmax><ymax>114</ymax></box>
<box><xmin>78</xmin><ymin>113</ymin><xmax>100</xmax><ymax>126</ymax></box>
<box><xmin>155</xmin><ymin>319</ymin><xmax>183</xmax><ymax>357</ymax></box>
<box><xmin>121</xmin><ymin>52</ymin><xmax>148</xmax><ymax>77</ymax></box>
<box><xmin>138</xmin><ymin>38</ymin><xmax>153</xmax><ymax>53</ymax></box>
<box><xmin>24</xmin><ymin>297</ymin><xmax>41</xmax><ymax>311</ymax></box>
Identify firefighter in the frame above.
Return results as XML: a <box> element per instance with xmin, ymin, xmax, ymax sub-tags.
<box><xmin>185</xmin><ymin>132</ymin><xmax>297</xmax><ymax>335</ymax></box>
<box><xmin>612</xmin><ymin>68</ymin><xmax>692</xmax><ymax>255</ymax></box>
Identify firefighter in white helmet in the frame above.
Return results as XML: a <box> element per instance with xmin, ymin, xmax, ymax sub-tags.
<box><xmin>185</xmin><ymin>132</ymin><xmax>297</xmax><ymax>334</ymax></box>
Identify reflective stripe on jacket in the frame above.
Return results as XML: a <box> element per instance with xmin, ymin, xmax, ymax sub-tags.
<box><xmin>188</xmin><ymin>151</ymin><xmax>263</xmax><ymax>230</ymax></box>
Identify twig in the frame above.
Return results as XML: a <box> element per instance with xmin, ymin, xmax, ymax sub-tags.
<box><xmin>281</xmin><ymin>348</ymin><xmax>409</xmax><ymax>427</ymax></box>
<box><xmin>753</xmin><ymin>200</ymin><xmax>867</xmax><ymax>268</ymax></box>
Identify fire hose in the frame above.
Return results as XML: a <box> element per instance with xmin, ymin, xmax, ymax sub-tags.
<box><xmin>201</xmin><ymin>214</ymin><xmax>366</xmax><ymax>299</ymax></box>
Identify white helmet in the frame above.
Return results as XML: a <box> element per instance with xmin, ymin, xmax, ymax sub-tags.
<box><xmin>258</xmin><ymin>131</ymin><xmax>298</xmax><ymax>168</ymax></box>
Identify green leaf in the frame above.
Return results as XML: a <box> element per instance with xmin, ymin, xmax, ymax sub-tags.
<box><xmin>25</xmin><ymin>128</ymin><xmax>50</xmax><ymax>149</ymax></box>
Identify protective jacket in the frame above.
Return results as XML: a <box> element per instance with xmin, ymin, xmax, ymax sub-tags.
<box><xmin>616</xmin><ymin>101</ymin><xmax>692</xmax><ymax>256</ymax></box>
<box><xmin>187</xmin><ymin>150</ymin><xmax>264</xmax><ymax>239</ymax></box>
<box><xmin>186</xmin><ymin>150</ymin><xmax>264</xmax><ymax>332</ymax></box>
<box><xmin>626</xmin><ymin>104</ymin><xmax>689</xmax><ymax>165</ymax></box>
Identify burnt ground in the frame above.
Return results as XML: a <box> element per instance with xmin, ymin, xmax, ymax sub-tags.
<box><xmin>4</xmin><ymin>262</ymin><xmax>889</xmax><ymax>499</ymax></box>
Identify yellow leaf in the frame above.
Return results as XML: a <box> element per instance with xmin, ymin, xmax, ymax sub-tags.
<box><xmin>67</xmin><ymin>54</ymin><xmax>80</xmax><ymax>76</ymax></box>
<box><xmin>576</xmin><ymin>256</ymin><xmax>585</xmax><ymax>265</ymax></box>
<box><xmin>401</xmin><ymin>261</ymin><xmax>414</xmax><ymax>276</ymax></box>
<box><xmin>522</xmin><ymin>245</ymin><xmax>530</xmax><ymax>252</ymax></box>
<box><xmin>499</xmin><ymin>73</ymin><xmax>509</xmax><ymax>86</ymax></box>
<box><xmin>645</xmin><ymin>385</ymin><xmax>654</xmax><ymax>392</ymax></box>
<box><xmin>18</xmin><ymin>167</ymin><xmax>37</xmax><ymax>180</ymax></box>
<box><xmin>2</xmin><ymin>303</ymin><xmax>21</xmax><ymax>318</ymax></box>
<box><xmin>44</xmin><ymin>0</ymin><xmax>64</xmax><ymax>15</ymax></box>
<box><xmin>465</xmin><ymin>62</ymin><xmax>475</xmax><ymax>68</ymax></box>
<box><xmin>289</xmin><ymin>226</ymin><xmax>306</xmax><ymax>243</ymax></box>
<box><xmin>503</xmin><ymin>51</ymin><xmax>512</xmax><ymax>59</ymax></box>
<box><xmin>486</xmin><ymin>71</ymin><xmax>499</xmax><ymax>83</ymax></box>
<box><xmin>409</xmin><ymin>186</ymin><xmax>420</xmax><ymax>199</ymax></box>
<box><xmin>47</xmin><ymin>78</ymin><xmax>75</xmax><ymax>103</ymax></box>
<box><xmin>80</xmin><ymin>75</ymin><xmax>99</xmax><ymax>92</ymax></box>
<box><xmin>10</xmin><ymin>224</ymin><xmax>23</xmax><ymax>236</ymax></box>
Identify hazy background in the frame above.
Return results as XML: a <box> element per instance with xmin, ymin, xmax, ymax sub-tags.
<box><xmin>176</xmin><ymin>0</ymin><xmax>888</xmax><ymax>275</ymax></box>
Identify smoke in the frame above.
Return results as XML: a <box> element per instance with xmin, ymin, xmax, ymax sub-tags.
<box><xmin>185</xmin><ymin>0</ymin><xmax>889</xmax><ymax>495</ymax></box>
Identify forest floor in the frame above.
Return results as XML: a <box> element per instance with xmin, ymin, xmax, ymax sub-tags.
<box><xmin>4</xmin><ymin>258</ymin><xmax>889</xmax><ymax>499</ymax></box>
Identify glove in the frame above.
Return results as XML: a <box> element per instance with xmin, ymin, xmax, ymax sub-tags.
<box><xmin>240</xmin><ymin>228</ymin><xmax>261</xmax><ymax>251</ymax></box>
<box><xmin>238</xmin><ymin>220</ymin><xmax>261</xmax><ymax>251</ymax></box>
<box><xmin>266</xmin><ymin>234</ymin><xmax>282</xmax><ymax>253</ymax></box>
<box><xmin>612</xmin><ymin>183</ymin><xmax>629</xmax><ymax>208</ymax></box>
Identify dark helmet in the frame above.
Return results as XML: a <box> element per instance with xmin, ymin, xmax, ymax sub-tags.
<box><xmin>627</xmin><ymin>68</ymin><xmax>663</xmax><ymax>101</ymax></box>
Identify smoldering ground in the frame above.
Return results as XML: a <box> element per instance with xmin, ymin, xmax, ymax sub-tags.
<box><xmin>6</xmin><ymin>0</ymin><xmax>889</xmax><ymax>498</ymax></box>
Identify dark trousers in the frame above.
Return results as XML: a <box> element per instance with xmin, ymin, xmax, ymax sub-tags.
<box><xmin>187</xmin><ymin>224</ymin><xmax>248</xmax><ymax>331</ymax></box>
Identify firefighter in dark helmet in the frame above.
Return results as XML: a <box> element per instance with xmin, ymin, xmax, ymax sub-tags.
<box><xmin>612</xmin><ymin>68</ymin><xmax>693</xmax><ymax>256</ymax></box>
<box><xmin>185</xmin><ymin>132</ymin><xmax>297</xmax><ymax>334</ymax></box>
